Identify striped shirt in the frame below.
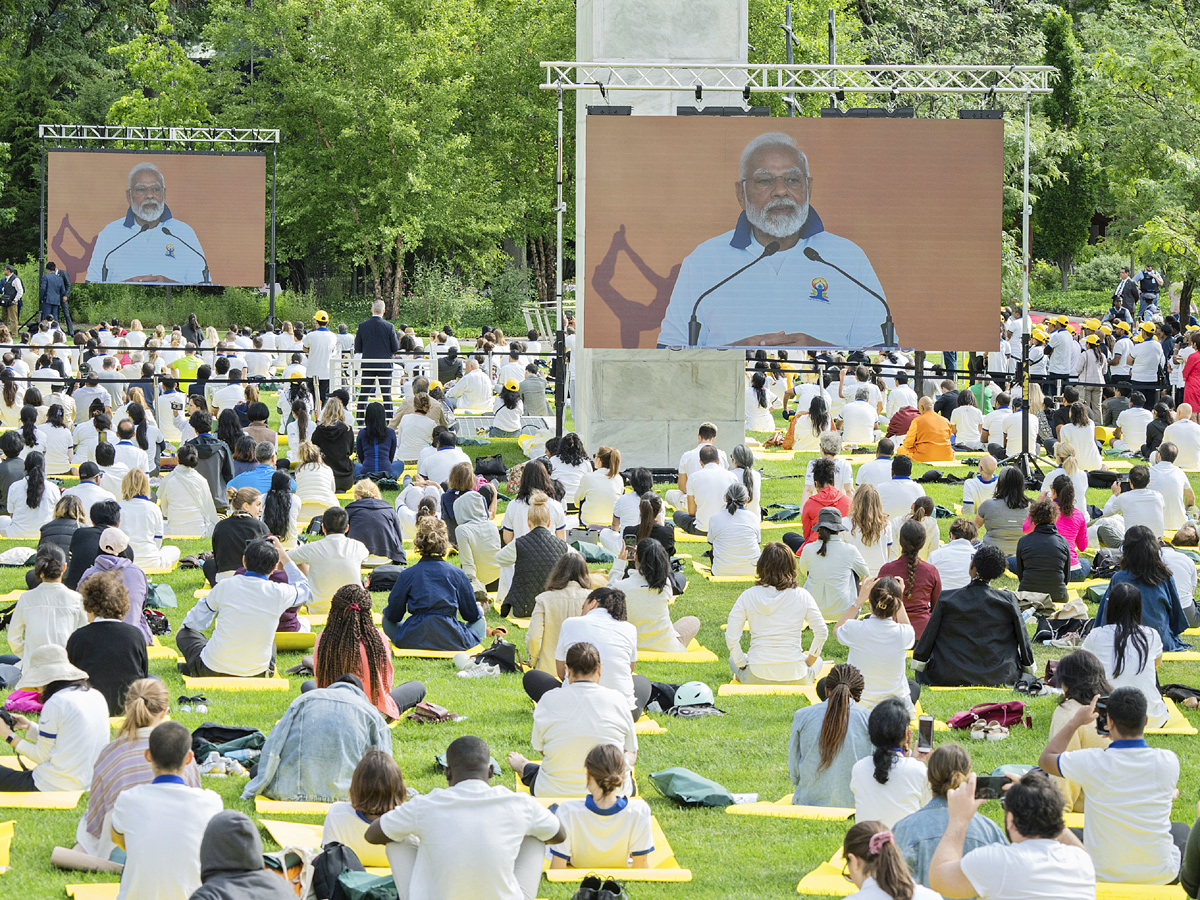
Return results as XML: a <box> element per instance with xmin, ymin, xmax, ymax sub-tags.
<box><xmin>85</xmin><ymin>727</ymin><xmax>201</xmax><ymax>838</ymax></box>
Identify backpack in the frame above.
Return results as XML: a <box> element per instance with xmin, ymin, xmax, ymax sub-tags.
<box><xmin>366</xmin><ymin>564</ymin><xmax>404</xmax><ymax>593</ymax></box>
<box><xmin>947</xmin><ymin>700</ymin><xmax>1031</xmax><ymax>730</ymax></box>
<box><xmin>143</xmin><ymin>609</ymin><xmax>172</xmax><ymax>635</ymax></box>
<box><xmin>311</xmin><ymin>842</ymin><xmax>365</xmax><ymax>900</ymax></box>
<box><xmin>472</xmin><ymin>636</ymin><xmax>522</xmax><ymax>673</ymax></box>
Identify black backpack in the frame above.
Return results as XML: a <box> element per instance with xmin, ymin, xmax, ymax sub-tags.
<box><xmin>312</xmin><ymin>842</ymin><xmax>365</xmax><ymax>900</ymax></box>
<box><xmin>366</xmin><ymin>564</ymin><xmax>404</xmax><ymax>593</ymax></box>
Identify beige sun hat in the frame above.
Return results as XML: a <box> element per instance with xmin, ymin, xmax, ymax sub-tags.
<box><xmin>16</xmin><ymin>644</ymin><xmax>88</xmax><ymax>692</ymax></box>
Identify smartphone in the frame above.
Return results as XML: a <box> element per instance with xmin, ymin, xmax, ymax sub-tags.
<box><xmin>1095</xmin><ymin>695</ymin><xmax>1110</xmax><ymax>736</ymax></box>
<box><xmin>974</xmin><ymin>775</ymin><xmax>1010</xmax><ymax>801</ymax></box>
<box><xmin>624</xmin><ymin>534</ymin><xmax>638</xmax><ymax>550</ymax></box>
<box><xmin>916</xmin><ymin>715</ymin><xmax>935</xmax><ymax>753</ymax></box>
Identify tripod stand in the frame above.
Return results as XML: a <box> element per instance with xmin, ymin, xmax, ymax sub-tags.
<box><xmin>1000</xmin><ymin>330</ymin><xmax>1046</xmax><ymax>485</ymax></box>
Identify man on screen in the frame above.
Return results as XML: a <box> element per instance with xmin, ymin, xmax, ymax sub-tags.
<box><xmin>657</xmin><ymin>132</ymin><xmax>890</xmax><ymax>349</ymax></box>
<box><xmin>85</xmin><ymin>162</ymin><xmax>209</xmax><ymax>285</ymax></box>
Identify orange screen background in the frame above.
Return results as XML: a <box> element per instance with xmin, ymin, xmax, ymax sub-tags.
<box><xmin>584</xmin><ymin>117</ymin><xmax>1003</xmax><ymax>351</ymax></box>
<box><xmin>47</xmin><ymin>151</ymin><xmax>267</xmax><ymax>286</ymax></box>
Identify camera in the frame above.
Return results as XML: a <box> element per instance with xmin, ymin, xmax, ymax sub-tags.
<box><xmin>0</xmin><ymin>709</ymin><xmax>14</xmax><ymax>730</ymax></box>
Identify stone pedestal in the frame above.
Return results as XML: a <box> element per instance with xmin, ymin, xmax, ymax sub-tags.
<box><xmin>574</xmin><ymin>0</ymin><xmax>749</xmax><ymax>468</ymax></box>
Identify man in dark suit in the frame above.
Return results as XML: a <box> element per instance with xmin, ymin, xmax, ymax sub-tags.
<box><xmin>354</xmin><ymin>299</ymin><xmax>400</xmax><ymax>419</ymax></box>
<box><xmin>1114</xmin><ymin>266</ymin><xmax>1140</xmax><ymax>320</ymax></box>
<box><xmin>39</xmin><ymin>261</ymin><xmax>71</xmax><ymax>327</ymax></box>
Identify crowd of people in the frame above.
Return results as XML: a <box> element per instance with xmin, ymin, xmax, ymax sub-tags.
<box><xmin>3</xmin><ymin>296</ymin><xmax>1200</xmax><ymax>900</ymax></box>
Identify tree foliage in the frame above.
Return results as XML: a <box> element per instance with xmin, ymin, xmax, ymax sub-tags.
<box><xmin>107</xmin><ymin>0</ymin><xmax>209</xmax><ymax>127</ymax></box>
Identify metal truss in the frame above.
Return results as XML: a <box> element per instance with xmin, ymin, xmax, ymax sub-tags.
<box><xmin>38</xmin><ymin>125</ymin><xmax>280</xmax><ymax>145</ymax></box>
<box><xmin>541</xmin><ymin>62</ymin><xmax>1054</xmax><ymax>95</ymax></box>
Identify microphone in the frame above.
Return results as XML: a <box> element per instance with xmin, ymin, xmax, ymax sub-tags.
<box><xmin>161</xmin><ymin>228</ymin><xmax>211</xmax><ymax>284</ymax></box>
<box><xmin>803</xmin><ymin>246</ymin><xmax>896</xmax><ymax>348</ymax></box>
<box><xmin>101</xmin><ymin>224</ymin><xmax>150</xmax><ymax>282</ymax></box>
<box><xmin>688</xmin><ymin>242</ymin><xmax>780</xmax><ymax>347</ymax></box>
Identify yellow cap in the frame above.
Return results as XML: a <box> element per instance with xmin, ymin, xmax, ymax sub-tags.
<box><xmin>1031</xmin><ymin>328</ymin><xmax>1048</xmax><ymax>341</ymax></box>
<box><xmin>503</xmin><ymin>378</ymin><xmax>520</xmax><ymax>392</ymax></box>
<box><xmin>1134</xmin><ymin>333</ymin><xmax>1146</xmax><ymax>343</ymax></box>
<box><xmin>1055</xmin><ymin>314</ymin><xmax>1069</xmax><ymax>326</ymax></box>
<box><xmin>1100</xmin><ymin>324</ymin><xmax>1112</xmax><ymax>335</ymax></box>
<box><xmin>1141</xmin><ymin>321</ymin><xmax>1156</xmax><ymax>333</ymax></box>
<box><xmin>428</xmin><ymin>380</ymin><xmax>442</xmax><ymax>391</ymax></box>
<box><xmin>1115</xmin><ymin>320</ymin><xmax>1131</xmax><ymax>333</ymax></box>
<box><xmin>1188</xmin><ymin>325</ymin><xmax>1200</xmax><ymax>332</ymax></box>
<box><xmin>314</xmin><ymin>310</ymin><xmax>329</xmax><ymax>324</ymax></box>
<box><xmin>1085</xmin><ymin>334</ymin><xmax>1100</xmax><ymax>346</ymax></box>
<box><xmin>1084</xmin><ymin>318</ymin><xmax>1101</xmax><ymax>331</ymax></box>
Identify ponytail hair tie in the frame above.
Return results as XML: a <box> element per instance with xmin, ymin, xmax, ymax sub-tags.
<box><xmin>348</xmin><ymin>602</ymin><xmax>361</xmax><ymax>611</ymax></box>
<box><xmin>868</xmin><ymin>830</ymin><xmax>893</xmax><ymax>856</ymax></box>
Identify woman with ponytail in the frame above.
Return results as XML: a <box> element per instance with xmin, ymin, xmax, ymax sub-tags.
<box><xmin>706</xmin><ymin>482</ymin><xmax>761</xmax><ymax>578</ymax></box>
<box><xmin>850</xmin><ymin>698</ymin><xmax>932</xmax><ymax>828</ymax></box>
<box><xmin>576</xmin><ymin>445</ymin><xmax>624</xmax><ymax>527</ymax></box>
<box><xmin>745</xmin><ymin>370</ymin><xmax>780</xmax><ymax>432</ymax></box>
<box><xmin>791</xmin><ymin>395</ymin><xmax>830</xmax><ymax>453</ymax></box>
<box><xmin>618</xmin><ymin>491</ymin><xmax>675</xmax><ymax>557</ymax></box>
<box><xmin>902</xmin><ymin>495</ymin><xmax>940</xmax><ymax>560</ymax></box>
<box><xmin>731</xmin><ymin>443</ymin><xmax>762</xmax><ymax>518</ymax></box>
<box><xmin>835</xmin><ymin>576</ymin><xmax>919</xmax><ymax>715</ymax></box>
<box><xmin>788</xmin><ymin>663</ymin><xmax>871</xmax><ymax>807</ymax></box>
<box><xmin>0</xmin><ymin>451</ymin><xmax>60</xmax><ymax>537</ymax></box>
<box><xmin>74</xmin><ymin>679</ymin><xmax>199</xmax><ymax>862</ymax></box>
<box><xmin>842</xmin><ymin>820</ymin><xmax>941</xmax><ymax>900</ymax></box>
<box><xmin>303</xmin><ymin>584</ymin><xmax>426</xmax><ymax>719</ymax></box>
<box><xmin>0</xmin><ymin>369</ymin><xmax>21</xmax><ymax>428</ymax></box>
<box><xmin>878</xmin><ymin>520</ymin><xmax>941</xmax><ymax>639</ymax></box>
<box><xmin>548</xmin><ymin>744</ymin><xmax>654</xmax><ymax>870</ymax></box>
<box><xmin>799</xmin><ymin>507</ymin><xmax>870</xmax><ymax>620</ymax></box>
<box><xmin>17</xmin><ymin>404</ymin><xmax>45</xmax><ymax>459</ymax></box>
<box><xmin>892</xmin><ymin>745</ymin><xmax>1006</xmax><ymax>890</ymax></box>
<box><xmin>43</xmin><ymin>404</ymin><xmax>73</xmax><ymax>476</ymax></box>
<box><xmin>1042</xmin><ymin>474</ymin><xmax>1090</xmax><ymax>580</ymax></box>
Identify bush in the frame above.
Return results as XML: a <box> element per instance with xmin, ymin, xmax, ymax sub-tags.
<box><xmin>1031</xmin><ymin>259</ymin><xmax>1061</xmax><ymax>292</ymax></box>
<box><xmin>1027</xmin><ymin>288</ymin><xmax>1112</xmax><ymax>316</ymax></box>
<box><xmin>1070</xmin><ymin>252</ymin><xmax>1126</xmax><ymax>292</ymax></box>
<box><xmin>394</xmin><ymin>261</ymin><xmax>481</xmax><ymax>333</ymax></box>
<box><xmin>487</xmin><ymin>266</ymin><xmax>533</xmax><ymax>325</ymax></box>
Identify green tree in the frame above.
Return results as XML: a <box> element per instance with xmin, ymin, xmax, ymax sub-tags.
<box><xmin>107</xmin><ymin>0</ymin><xmax>209</xmax><ymax>127</ymax></box>
<box><xmin>1032</xmin><ymin>8</ymin><xmax>1095</xmax><ymax>289</ymax></box>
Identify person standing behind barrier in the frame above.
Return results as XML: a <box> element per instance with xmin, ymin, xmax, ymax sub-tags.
<box><xmin>38</xmin><ymin>262</ymin><xmax>70</xmax><ymax>327</ymax></box>
<box><xmin>302</xmin><ymin>311</ymin><xmax>339</xmax><ymax>403</ymax></box>
<box><xmin>355</xmin><ymin>300</ymin><xmax>399</xmax><ymax>420</ymax></box>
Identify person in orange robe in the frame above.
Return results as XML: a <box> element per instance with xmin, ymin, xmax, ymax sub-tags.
<box><xmin>897</xmin><ymin>396</ymin><xmax>954</xmax><ymax>462</ymax></box>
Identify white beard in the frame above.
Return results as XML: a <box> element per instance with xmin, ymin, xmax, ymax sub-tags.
<box><xmin>744</xmin><ymin>197</ymin><xmax>809</xmax><ymax>240</ymax></box>
<box><xmin>133</xmin><ymin>199</ymin><xmax>163</xmax><ymax>223</ymax></box>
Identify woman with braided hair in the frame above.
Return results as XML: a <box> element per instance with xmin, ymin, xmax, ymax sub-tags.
<box><xmin>301</xmin><ymin>584</ymin><xmax>426</xmax><ymax>720</ymax></box>
<box><xmin>877</xmin><ymin>519</ymin><xmax>941</xmax><ymax>640</ymax></box>
<box><xmin>788</xmin><ymin>662</ymin><xmax>872</xmax><ymax>808</ymax></box>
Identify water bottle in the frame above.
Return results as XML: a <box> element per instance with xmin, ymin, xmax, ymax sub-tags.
<box><xmin>225</xmin><ymin>749</ymin><xmax>259</xmax><ymax>761</ymax></box>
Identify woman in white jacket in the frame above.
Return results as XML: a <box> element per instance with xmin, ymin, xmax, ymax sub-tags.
<box><xmin>294</xmin><ymin>441</ymin><xmax>340</xmax><ymax>523</ymax></box>
<box><xmin>157</xmin><ymin>444</ymin><xmax>219</xmax><ymax>538</ymax></box>
<box><xmin>608</xmin><ymin>540</ymin><xmax>699</xmax><ymax>653</ymax></box>
<box><xmin>118</xmin><ymin>469</ymin><xmax>180</xmax><ymax>570</ymax></box>
<box><xmin>727</xmin><ymin>542</ymin><xmax>828</xmax><ymax>685</ymax></box>
<box><xmin>798</xmin><ymin>507</ymin><xmax>870</xmax><ymax>620</ymax></box>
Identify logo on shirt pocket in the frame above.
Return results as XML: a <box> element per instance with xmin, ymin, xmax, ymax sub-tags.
<box><xmin>810</xmin><ymin>278</ymin><xmax>830</xmax><ymax>302</ymax></box>
<box><xmin>165</xmin><ymin>244</ymin><xmax>176</xmax><ymax>258</ymax></box>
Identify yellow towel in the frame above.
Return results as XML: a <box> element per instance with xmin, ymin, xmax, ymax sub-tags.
<box><xmin>254</xmin><ymin>796</ymin><xmax>331</xmax><ymax>815</ymax></box>
<box><xmin>690</xmin><ymin>560</ymin><xmax>755</xmax><ymax>583</ymax></box>
<box><xmin>727</xmin><ymin>795</ymin><xmax>854</xmax><ymax>821</ymax></box>
<box><xmin>182</xmin><ymin>676</ymin><xmax>291</xmax><ymax>691</ymax></box>
<box><xmin>391</xmin><ymin>645</ymin><xmax>481</xmax><ymax>659</ymax></box>
<box><xmin>0</xmin><ymin>790</ymin><xmax>81</xmax><ymax>809</ymax></box>
<box><xmin>1095</xmin><ymin>883</ymin><xmax>1186</xmax><ymax>898</ymax></box>
<box><xmin>66</xmin><ymin>886</ymin><xmax>120</xmax><ymax>900</ymax></box>
<box><xmin>638</xmin><ymin>638</ymin><xmax>718</xmax><ymax>663</ymax></box>
<box><xmin>543</xmin><ymin>818</ymin><xmax>690</xmax><ymax>882</ymax></box>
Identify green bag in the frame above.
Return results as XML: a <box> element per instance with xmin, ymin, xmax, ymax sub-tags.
<box><xmin>337</xmin><ymin>870</ymin><xmax>399</xmax><ymax>900</ymax></box>
<box><xmin>649</xmin><ymin>767</ymin><xmax>735</xmax><ymax>808</ymax></box>
<box><xmin>145</xmin><ymin>582</ymin><xmax>177</xmax><ymax>609</ymax></box>
<box><xmin>571</xmin><ymin>541</ymin><xmax>615</xmax><ymax>564</ymax></box>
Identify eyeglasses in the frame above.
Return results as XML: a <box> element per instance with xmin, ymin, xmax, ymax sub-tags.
<box><xmin>744</xmin><ymin>171</ymin><xmax>808</xmax><ymax>192</ymax></box>
<box><xmin>131</xmin><ymin>184</ymin><xmax>164</xmax><ymax>197</ymax></box>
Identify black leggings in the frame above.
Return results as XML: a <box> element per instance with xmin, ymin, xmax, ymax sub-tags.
<box><xmin>781</xmin><ymin>532</ymin><xmax>803</xmax><ymax>554</ymax></box>
<box><xmin>0</xmin><ymin>766</ymin><xmax>38</xmax><ymax>791</ymax></box>
<box><xmin>816</xmin><ymin>676</ymin><xmax>921</xmax><ymax>704</ymax></box>
<box><xmin>523</xmin><ymin>669</ymin><xmax>652</xmax><ymax>721</ymax></box>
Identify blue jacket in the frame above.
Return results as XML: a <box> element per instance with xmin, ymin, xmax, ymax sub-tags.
<box><xmin>355</xmin><ymin>428</ymin><xmax>397</xmax><ymax>475</ymax></box>
<box><xmin>385</xmin><ymin>558</ymin><xmax>480</xmax><ymax>650</ymax></box>
<box><xmin>892</xmin><ymin>796</ymin><xmax>1007</xmax><ymax>889</ymax></box>
<box><xmin>40</xmin><ymin>271</ymin><xmax>69</xmax><ymax>304</ymax></box>
<box><xmin>241</xmin><ymin>682</ymin><xmax>390</xmax><ymax>802</ymax></box>
<box><xmin>1098</xmin><ymin>570</ymin><xmax>1190</xmax><ymax>652</ymax></box>
<box><xmin>354</xmin><ymin>316</ymin><xmax>400</xmax><ymax>361</ymax></box>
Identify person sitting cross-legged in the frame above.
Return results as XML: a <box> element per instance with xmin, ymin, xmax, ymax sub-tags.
<box><xmin>1038</xmin><ymin>686</ymin><xmax>1186</xmax><ymax>885</ymax></box>
<box><xmin>176</xmin><ymin>535</ymin><xmax>312</xmax><ymax>678</ymax></box>
<box><xmin>365</xmin><ymin>735</ymin><xmax>566</xmax><ymax>900</ymax></box>
<box><xmin>912</xmin><ymin>544</ymin><xmax>1034</xmax><ymax>688</ymax></box>
<box><xmin>788</xmin><ymin>663</ymin><xmax>871</xmax><ymax>808</ymax></box>
<box><xmin>506</xmin><ymin>641</ymin><xmax>638</xmax><ymax>799</ymax></box>
<box><xmin>288</xmin><ymin>505</ymin><xmax>370</xmax><ymax>616</ymax></box>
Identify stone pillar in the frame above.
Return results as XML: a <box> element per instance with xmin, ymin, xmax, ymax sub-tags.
<box><xmin>574</xmin><ymin>0</ymin><xmax>749</xmax><ymax>468</ymax></box>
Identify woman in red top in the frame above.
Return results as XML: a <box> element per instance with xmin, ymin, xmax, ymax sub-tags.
<box><xmin>1022</xmin><ymin>474</ymin><xmax>1090</xmax><ymax>581</ymax></box>
<box><xmin>302</xmin><ymin>584</ymin><xmax>426</xmax><ymax>720</ymax></box>
<box><xmin>784</xmin><ymin>457</ymin><xmax>850</xmax><ymax>554</ymax></box>
<box><xmin>1183</xmin><ymin>331</ymin><xmax>1200</xmax><ymax>411</ymax></box>
<box><xmin>877</xmin><ymin>520</ymin><xmax>942</xmax><ymax>639</ymax></box>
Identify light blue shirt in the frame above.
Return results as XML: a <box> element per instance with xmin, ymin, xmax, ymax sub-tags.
<box><xmin>85</xmin><ymin>206</ymin><xmax>208</xmax><ymax>284</ymax></box>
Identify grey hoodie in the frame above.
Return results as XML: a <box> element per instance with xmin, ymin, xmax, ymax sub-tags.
<box><xmin>190</xmin><ymin>810</ymin><xmax>295</xmax><ymax>900</ymax></box>
<box><xmin>454</xmin><ymin>490</ymin><xmax>501</xmax><ymax>592</ymax></box>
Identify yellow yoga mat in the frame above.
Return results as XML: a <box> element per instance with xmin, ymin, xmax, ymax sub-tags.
<box><xmin>543</xmin><ymin>818</ymin><xmax>690</xmax><ymax>882</ymax></box>
<box><xmin>754</xmin><ymin>450</ymin><xmax>796</xmax><ymax>461</ymax></box>
<box><xmin>672</xmin><ymin>529</ymin><xmax>708</xmax><ymax>544</ymax></box>
<box><xmin>1146</xmin><ymin>698</ymin><xmax>1198</xmax><ymax>736</ymax></box>
<box><xmin>1162</xmin><ymin>651</ymin><xmax>1200</xmax><ymax>662</ymax></box>
<box><xmin>305</xmin><ymin>612</ymin><xmax>383</xmax><ymax>628</ymax></box>
<box><xmin>638</xmin><ymin>638</ymin><xmax>718</xmax><ymax>663</ymax></box>
<box><xmin>391</xmin><ymin>645</ymin><xmax>481</xmax><ymax>659</ymax></box>
<box><xmin>634</xmin><ymin>716</ymin><xmax>667</xmax><ymax>735</ymax></box>
<box><xmin>717</xmin><ymin>662</ymin><xmax>834</xmax><ymax>698</ymax></box>
<box><xmin>0</xmin><ymin>590</ymin><xmax>22</xmax><ymax>605</ymax></box>
<box><xmin>0</xmin><ymin>819</ymin><xmax>12</xmax><ymax>871</ymax></box>
<box><xmin>66</xmin><ymin>885</ymin><xmax>120</xmax><ymax>900</ymax></box>
<box><xmin>796</xmin><ymin>849</ymin><xmax>852</xmax><ymax>896</ymax></box>
<box><xmin>1070</xmin><ymin>578</ymin><xmax>1114</xmax><ymax>594</ymax></box>
<box><xmin>182</xmin><ymin>676</ymin><xmax>291</xmax><ymax>691</ymax></box>
<box><xmin>259</xmin><ymin>817</ymin><xmax>322</xmax><ymax>849</ymax></box>
<box><xmin>506</xmin><ymin>616</ymin><xmax>532</xmax><ymax>630</ymax></box>
<box><xmin>139</xmin><ymin>563</ymin><xmax>177</xmax><ymax>576</ymax></box>
<box><xmin>1096</xmin><ymin>884</ymin><xmax>1186</xmax><ymax>899</ymax></box>
<box><xmin>0</xmin><ymin>755</ymin><xmax>37</xmax><ymax>771</ymax></box>
<box><xmin>923</xmin><ymin>684</ymin><xmax>1015</xmax><ymax>692</ymax></box>
<box><xmin>0</xmin><ymin>790</ymin><xmax>81</xmax><ymax>809</ymax></box>
<box><xmin>165</xmin><ymin>535</ymin><xmax>207</xmax><ymax>541</ymax></box>
<box><xmin>362</xmin><ymin>555</ymin><xmax>391</xmax><ymax>569</ymax></box>
<box><xmin>255</xmin><ymin>796</ymin><xmax>332</xmax><ymax>815</ymax></box>
<box><xmin>274</xmin><ymin>631</ymin><xmax>317</xmax><ymax>651</ymax></box>
<box><xmin>727</xmin><ymin>795</ymin><xmax>854</xmax><ymax>821</ymax></box>
<box><xmin>147</xmin><ymin>637</ymin><xmax>179</xmax><ymax>661</ymax></box>
<box><xmin>193</xmin><ymin>588</ymin><xmax>210</xmax><ymax>599</ymax></box>
<box><xmin>690</xmin><ymin>560</ymin><xmax>755</xmax><ymax>583</ymax></box>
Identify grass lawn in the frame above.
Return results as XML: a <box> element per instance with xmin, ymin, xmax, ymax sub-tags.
<box><xmin>1</xmin><ymin>399</ymin><xmax>1199</xmax><ymax>899</ymax></box>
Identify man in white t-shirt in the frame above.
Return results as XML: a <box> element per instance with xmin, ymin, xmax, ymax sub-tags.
<box><xmin>875</xmin><ymin>455</ymin><xmax>927</xmax><ymax>521</ymax></box>
<box><xmin>979</xmin><ymin>392</ymin><xmax>1011</xmax><ymax>454</ymax></box>
<box><xmin>417</xmin><ymin>431</ymin><xmax>472</xmax><ymax>486</ymax></box>
<box><xmin>801</xmin><ymin>431</ymin><xmax>854</xmax><ymax>502</ymax></box>
<box><xmin>854</xmin><ymin>438</ymin><xmax>894</xmax><ymax>488</ymax></box>
<box><xmin>1161</xmin><ymin>403</ymin><xmax>1200</xmax><ymax>467</ymax></box>
<box><xmin>930</xmin><ymin>769</ymin><xmax>1094</xmax><ymax>900</ymax></box>
<box><xmin>112</xmin><ymin>722</ymin><xmax>224</xmax><ymax>900</ymax></box>
<box><xmin>1148</xmin><ymin>443</ymin><xmax>1196</xmax><ymax>530</ymax></box>
<box><xmin>839</xmin><ymin>365</ymin><xmax>883</xmax><ymax>414</ymax></box>
<box><xmin>664</xmin><ymin>423</ymin><xmax>730</xmax><ymax>510</ymax></box>
<box><xmin>885</xmin><ymin>372</ymin><xmax>918</xmax><ymax>417</ymax></box>
<box><xmin>1165</xmin><ymin>527</ymin><xmax>1200</xmax><ymax>626</ymax></box>
<box><xmin>1114</xmin><ymin>392</ymin><xmax>1154</xmax><ymax>452</ymax></box>
<box><xmin>961</xmin><ymin>454</ymin><xmax>998</xmax><ymax>517</ymax></box>
<box><xmin>62</xmin><ymin>462</ymin><xmax>116</xmax><ymax>525</ymax></box>
<box><xmin>288</xmin><ymin>506</ymin><xmax>370</xmax><ymax>614</ymax></box>
<box><xmin>505</xmin><ymin>641</ymin><xmax>637</xmax><ymax>798</ymax></box>
<box><xmin>210</xmin><ymin>367</ymin><xmax>246</xmax><ymax>414</ymax></box>
<box><xmin>367</xmin><ymin>736</ymin><xmax>565</xmax><ymax>900</ymax></box>
<box><xmin>1039</xmin><ymin>688</ymin><xmax>1184</xmax><ymax>885</ymax></box>
<box><xmin>1000</xmin><ymin>399</ymin><xmax>1039</xmax><ymax>458</ymax></box>
<box><xmin>927</xmin><ymin>519</ymin><xmax>978</xmax><ymax>590</ymax></box>
<box><xmin>302</xmin><ymin>311</ymin><xmax>340</xmax><ymax>401</ymax></box>
<box><xmin>839</xmin><ymin>388</ymin><xmax>879</xmax><ymax>447</ymax></box>
<box><xmin>1102</xmin><ymin>465</ymin><xmax>1166</xmax><ymax>537</ymax></box>
<box><xmin>672</xmin><ymin>445</ymin><xmax>738</xmax><ymax>535</ymax></box>
<box><xmin>791</xmin><ymin>376</ymin><xmax>833</xmax><ymax>417</ymax></box>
